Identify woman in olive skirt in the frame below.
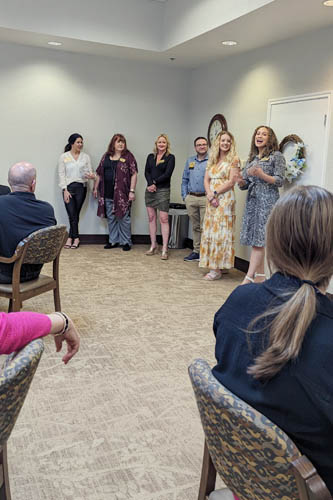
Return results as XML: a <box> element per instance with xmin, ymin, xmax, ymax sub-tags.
<box><xmin>144</xmin><ymin>134</ymin><xmax>175</xmax><ymax>260</ymax></box>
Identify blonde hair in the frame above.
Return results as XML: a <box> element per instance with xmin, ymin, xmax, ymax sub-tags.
<box><xmin>248</xmin><ymin>185</ymin><xmax>333</xmax><ymax>380</ymax></box>
<box><xmin>248</xmin><ymin>125</ymin><xmax>279</xmax><ymax>162</ymax></box>
<box><xmin>207</xmin><ymin>131</ymin><xmax>237</xmax><ymax>169</ymax></box>
<box><xmin>153</xmin><ymin>134</ymin><xmax>171</xmax><ymax>156</ymax></box>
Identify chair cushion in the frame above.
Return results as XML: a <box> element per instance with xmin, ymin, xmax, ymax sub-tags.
<box><xmin>0</xmin><ymin>274</ymin><xmax>55</xmax><ymax>294</ymax></box>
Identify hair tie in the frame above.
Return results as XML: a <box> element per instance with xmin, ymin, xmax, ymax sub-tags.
<box><xmin>302</xmin><ymin>279</ymin><xmax>316</xmax><ymax>288</ymax></box>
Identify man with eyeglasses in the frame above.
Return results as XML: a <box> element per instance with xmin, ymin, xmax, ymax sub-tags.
<box><xmin>181</xmin><ymin>137</ymin><xmax>208</xmax><ymax>262</ymax></box>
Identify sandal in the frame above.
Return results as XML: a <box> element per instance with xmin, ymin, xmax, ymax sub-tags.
<box><xmin>145</xmin><ymin>246</ymin><xmax>158</xmax><ymax>256</ymax></box>
<box><xmin>203</xmin><ymin>270</ymin><xmax>222</xmax><ymax>281</ymax></box>
<box><xmin>241</xmin><ymin>275</ymin><xmax>254</xmax><ymax>285</ymax></box>
<box><xmin>254</xmin><ymin>273</ymin><xmax>266</xmax><ymax>283</ymax></box>
<box><xmin>71</xmin><ymin>239</ymin><xmax>80</xmax><ymax>249</ymax></box>
<box><xmin>161</xmin><ymin>250</ymin><xmax>168</xmax><ymax>260</ymax></box>
<box><xmin>64</xmin><ymin>238</ymin><xmax>72</xmax><ymax>249</ymax></box>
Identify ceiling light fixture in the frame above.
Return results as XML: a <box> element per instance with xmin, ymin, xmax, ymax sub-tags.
<box><xmin>323</xmin><ymin>0</ymin><xmax>333</xmax><ymax>5</ymax></box>
<box><xmin>222</xmin><ymin>40</ymin><xmax>238</xmax><ymax>46</ymax></box>
<box><xmin>48</xmin><ymin>41</ymin><xmax>62</xmax><ymax>46</ymax></box>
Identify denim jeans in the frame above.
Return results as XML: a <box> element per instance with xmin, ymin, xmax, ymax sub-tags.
<box><xmin>105</xmin><ymin>198</ymin><xmax>132</xmax><ymax>246</ymax></box>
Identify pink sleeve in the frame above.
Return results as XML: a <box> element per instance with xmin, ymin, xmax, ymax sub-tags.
<box><xmin>0</xmin><ymin>312</ymin><xmax>52</xmax><ymax>354</ymax></box>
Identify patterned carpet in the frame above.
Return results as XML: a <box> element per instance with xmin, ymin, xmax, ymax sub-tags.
<box><xmin>1</xmin><ymin>245</ymin><xmax>243</xmax><ymax>500</ymax></box>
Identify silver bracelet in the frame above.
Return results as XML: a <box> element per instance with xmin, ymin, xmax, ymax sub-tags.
<box><xmin>53</xmin><ymin>312</ymin><xmax>70</xmax><ymax>336</ymax></box>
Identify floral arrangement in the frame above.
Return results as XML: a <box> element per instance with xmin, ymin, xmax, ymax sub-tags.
<box><xmin>279</xmin><ymin>134</ymin><xmax>307</xmax><ymax>183</ymax></box>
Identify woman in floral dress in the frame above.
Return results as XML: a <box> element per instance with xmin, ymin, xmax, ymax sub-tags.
<box><xmin>199</xmin><ymin>131</ymin><xmax>240</xmax><ymax>281</ymax></box>
<box><xmin>239</xmin><ymin>125</ymin><xmax>286</xmax><ymax>284</ymax></box>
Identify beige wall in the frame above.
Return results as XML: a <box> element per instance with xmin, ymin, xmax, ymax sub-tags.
<box><xmin>1</xmin><ymin>25</ymin><xmax>333</xmax><ymax>245</ymax></box>
<box><xmin>188</xmin><ymin>25</ymin><xmax>333</xmax><ymax>260</ymax></box>
<box><xmin>0</xmin><ymin>42</ymin><xmax>189</xmax><ymax>235</ymax></box>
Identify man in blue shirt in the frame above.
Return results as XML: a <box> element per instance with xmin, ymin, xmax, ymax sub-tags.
<box><xmin>181</xmin><ymin>137</ymin><xmax>208</xmax><ymax>261</ymax></box>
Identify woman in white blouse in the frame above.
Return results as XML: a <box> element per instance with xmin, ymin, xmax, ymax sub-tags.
<box><xmin>58</xmin><ymin>133</ymin><xmax>95</xmax><ymax>248</ymax></box>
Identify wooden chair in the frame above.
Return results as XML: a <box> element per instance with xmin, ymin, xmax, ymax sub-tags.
<box><xmin>188</xmin><ymin>358</ymin><xmax>332</xmax><ymax>500</ymax></box>
<box><xmin>0</xmin><ymin>225</ymin><xmax>67</xmax><ymax>312</ymax></box>
<box><xmin>0</xmin><ymin>338</ymin><xmax>44</xmax><ymax>499</ymax></box>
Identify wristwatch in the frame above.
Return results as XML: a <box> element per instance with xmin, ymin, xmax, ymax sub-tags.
<box><xmin>130</xmin><ymin>189</ymin><xmax>135</xmax><ymax>193</ymax></box>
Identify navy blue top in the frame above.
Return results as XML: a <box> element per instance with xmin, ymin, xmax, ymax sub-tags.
<box><xmin>0</xmin><ymin>191</ymin><xmax>56</xmax><ymax>282</ymax></box>
<box><xmin>213</xmin><ymin>272</ymin><xmax>333</xmax><ymax>494</ymax></box>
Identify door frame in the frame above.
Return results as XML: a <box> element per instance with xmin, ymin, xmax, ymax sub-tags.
<box><xmin>267</xmin><ymin>90</ymin><xmax>332</xmax><ymax>187</ymax></box>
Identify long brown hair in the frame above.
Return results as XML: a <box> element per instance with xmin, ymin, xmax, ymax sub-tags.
<box><xmin>248</xmin><ymin>125</ymin><xmax>279</xmax><ymax>162</ymax></box>
<box><xmin>248</xmin><ymin>185</ymin><xmax>333</xmax><ymax>380</ymax></box>
<box><xmin>106</xmin><ymin>134</ymin><xmax>127</xmax><ymax>156</ymax></box>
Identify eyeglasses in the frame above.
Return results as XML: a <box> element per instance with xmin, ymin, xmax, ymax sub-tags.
<box><xmin>196</xmin><ymin>143</ymin><xmax>208</xmax><ymax>147</ymax></box>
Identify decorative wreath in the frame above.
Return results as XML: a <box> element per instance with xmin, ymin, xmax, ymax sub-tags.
<box><xmin>279</xmin><ymin>134</ymin><xmax>307</xmax><ymax>183</ymax></box>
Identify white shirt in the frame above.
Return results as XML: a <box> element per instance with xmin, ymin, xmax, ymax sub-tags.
<box><xmin>58</xmin><ymin>151</ymin><xmax>93</xmax><ymax>189</ymax></box>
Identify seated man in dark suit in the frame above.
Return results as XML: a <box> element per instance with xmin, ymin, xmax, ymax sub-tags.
<box><xmin>0</xmin><ymin>162</ymin><xmax>56</xmax><ymax>283</ymax></box>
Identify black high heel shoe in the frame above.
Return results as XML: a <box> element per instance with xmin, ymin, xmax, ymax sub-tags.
<box><xmin>71</xmin><ymin>239</ymin><xmax>80</xmax><ymax>249</ymax></box>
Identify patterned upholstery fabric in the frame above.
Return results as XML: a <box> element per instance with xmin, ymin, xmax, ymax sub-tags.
<box><xmin>19</xmin><ymin>225</ymin><xmax>67</xmax><ymax>264</ymax></box>
<box><xmin>0</xmin><ymin>339</ymin><xmax>44</xmax><ymax>446</ymax></box>
<box><xmin>188</xmin><ymin>358</ymin><xmax>301</xmax><ymax>500</ymax></box>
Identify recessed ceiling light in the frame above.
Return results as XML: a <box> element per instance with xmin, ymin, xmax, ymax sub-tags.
<box><xmin>222</xmin><ymin>40</ymin><xmax>238</xmax><ymax>46</ymax></box>
<box><xmin>323</xmin><ymin>0</ymin><xmax>333</xmax><ymax>5</ymax></box>
<box><xmin>48</xmin><ymin>41</ymin><xmax>62</xmax><ymax>46</ymax></box>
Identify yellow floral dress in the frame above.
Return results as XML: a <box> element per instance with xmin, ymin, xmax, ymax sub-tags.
<box><xmin>199</xmin><ymin>161</ymin><xmax>236</xmax><ymax>270</ymax></box>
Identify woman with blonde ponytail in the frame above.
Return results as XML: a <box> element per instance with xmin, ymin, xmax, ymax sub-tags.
<box><xmin>212</xmin><ymin>185</ymin><xmax>333</xmax><ymax>494</ymax></box>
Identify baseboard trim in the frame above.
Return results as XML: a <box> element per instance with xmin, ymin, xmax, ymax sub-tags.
<box><xmin>79</xmin><ymin>235</ymin><xmax>249</xmax><ymax>273</ymax></box>
<box><xmin>80</xmin><ymin>234</ymin><xmax>162</xmax><ymax>245</ymax></box>
<box><xmin>234</xmin><ymin>257</ymin><xmax>249</xmax><ymax>274</ymax></box>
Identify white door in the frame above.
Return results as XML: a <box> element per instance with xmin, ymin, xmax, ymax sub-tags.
<box><xmin>267</xmin><ymin>92</ymin><xmax>333</xmax><ymax>292</ymax></box>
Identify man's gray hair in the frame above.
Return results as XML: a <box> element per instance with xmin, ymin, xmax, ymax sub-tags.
<box><xmin>8</xmin><ymin>162</ymin><xmax>36</xmax><ymax>191</ymax></box>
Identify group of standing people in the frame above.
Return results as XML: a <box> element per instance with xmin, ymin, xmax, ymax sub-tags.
<box><xmin>182</xmin><ymin>126</ymin><xmax>286</xmax><ymax>281</ymax></box>
<box><xmin>58</xmin><ymin>126</ymin><xmax>285</xmax><ymax>277</ymax></box>
<box><xmin>58</xmin><ymin>133</ymin><xmax>174</xmax><ymax>257</ymax></box>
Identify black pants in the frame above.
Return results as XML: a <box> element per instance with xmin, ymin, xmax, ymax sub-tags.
<box><xmin>64</xmin><ymin>182</ymin><xmax>87</xmax><ymax>239</ymax></box>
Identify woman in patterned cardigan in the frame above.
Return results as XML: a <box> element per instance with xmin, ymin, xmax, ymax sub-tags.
<box><xmin>94</xmin><ymin>134</ymin><xmax>138</xmax><ymax>251</ymax></box>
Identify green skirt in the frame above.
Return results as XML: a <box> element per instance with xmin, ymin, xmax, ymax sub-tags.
<box><xmin>145</xmin><ymin>188</ymin><xmax>170</xmax><ymax>212</ymax></box>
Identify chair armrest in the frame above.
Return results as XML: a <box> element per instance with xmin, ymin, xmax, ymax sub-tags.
<box><xmin>0</xmin><ymin>244</ymin><xmax>26</xmax><ymax>264</ymax></box>
<box><xmin>292</xmin><ymin>455</ymin><xmax>332</xmax><ymax>500</ymax></box>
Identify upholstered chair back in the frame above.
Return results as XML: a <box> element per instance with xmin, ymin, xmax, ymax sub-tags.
<box><xmin>0</xmin><ymin>339</ymin><xmax>44</xmax><ymax>445</ymax></box>
<box><xmin>19</xmin><ymin>225</ymin><xmax>67</xmax><ymax>264</ymax></box>
<box><xmin>189</xmin><ymin>358</ymin><xmax>309</xmax><ymax>500</ymax></box>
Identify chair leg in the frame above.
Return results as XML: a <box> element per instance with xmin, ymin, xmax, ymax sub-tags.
<box><xmin>53</xmin><ymin>287</ymin><xmax>61</xmax><ymax>312</ymax></box>
<box><xmin>198</xmin><ymin>440</ymin><xmax>216</xmax><ymax>500</ymax></box>
<box><xmin>0</xmin><ymin>443</ymin><xmax>12</xmax><ymax>500</ymax></box>
<box><xmin>11</xmin><ymin>299</ymin><xmax>21</xmax><ymax>312</ymax></box>
<box><xmin>7</xmin><ymin>298</ymin><xmax>20</xmax><ymax>312</ymax></box>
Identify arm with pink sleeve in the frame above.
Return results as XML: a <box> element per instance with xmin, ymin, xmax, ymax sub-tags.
<box><xmin>0</xmin><ymin>312</ymin><xmax>51</xmax><ymax>355</ymax></box>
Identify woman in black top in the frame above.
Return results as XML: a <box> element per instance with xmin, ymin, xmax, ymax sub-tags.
<box><xmin>213</xmin><ymin>185</ymin><xmax>333</xmax><ymax>494</ymax></box>
<box><xmin>144</xmin><ymin>134</ymin><xmax>175</xmax><ymax>260</ymax></box>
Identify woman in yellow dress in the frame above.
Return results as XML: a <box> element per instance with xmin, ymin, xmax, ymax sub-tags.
<box><xmin>199</xmin><ymin>131</ymin><xmax>240</xmax><ymax>280</ymax></box>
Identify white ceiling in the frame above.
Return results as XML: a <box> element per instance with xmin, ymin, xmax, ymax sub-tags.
<box><xmin>0</xmin><ymin>0</ymin><xmax>332</xmax><ymax>68</ymax></box>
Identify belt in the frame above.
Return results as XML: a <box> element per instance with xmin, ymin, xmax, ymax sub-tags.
<box><xmin>188</xmin><ymin>192</ymin><xmax>205</xmax><ymax>197</ymax></box>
